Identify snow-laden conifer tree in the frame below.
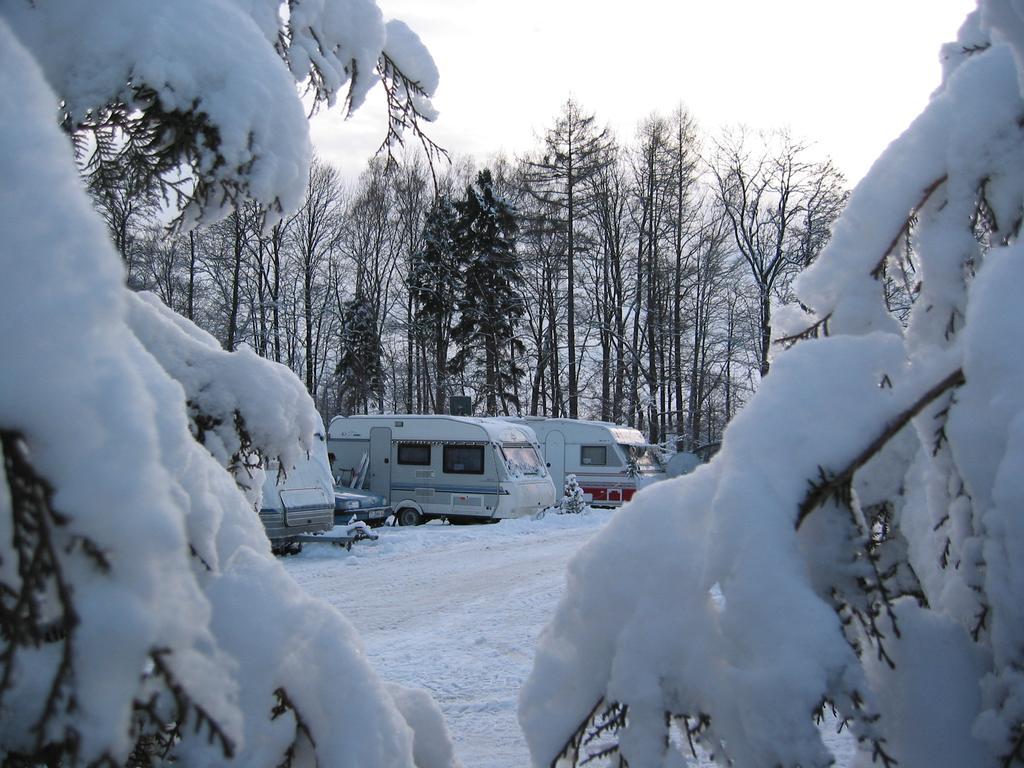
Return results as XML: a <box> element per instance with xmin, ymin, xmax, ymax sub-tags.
<box><xmin>451</xmin><ymin>170</ymin><xmax>525</xmax><ymax>416</ymax></box>
<box><xmin>336</xmin><ymin>296</ymin><xmax>386</xmax><ymax>414</ymax></box>
<box><xmin>0</xmin><ymin>2</ymin><xmax>457</xmax><ymax>766</ymax></box>
<box><xmin>519</xmin><ymin>3</ymin><xmax>1024</xmax><ymax>767</ymax></box>
<box><xmin>411</xmin><ymin>197</ymin><xmax>463</xmax><ymax>414</ymax></box>
<box><xmin>559</xmin><ymin>475</ymin><xmax>587</xmax><ymax>516</ymax></box>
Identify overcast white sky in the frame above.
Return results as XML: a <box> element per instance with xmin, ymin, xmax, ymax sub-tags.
<box><xmin>311</xmin><ymin>0</ymin><xmax>978</xmax><ymax>186</ymax></box>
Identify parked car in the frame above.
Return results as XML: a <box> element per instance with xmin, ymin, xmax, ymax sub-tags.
<box><xmin>334</xmin><ymin>486</ymin><xmax>392</xmax><ymax>528</ymax></box>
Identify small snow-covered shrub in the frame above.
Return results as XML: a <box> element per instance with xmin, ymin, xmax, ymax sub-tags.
<box><xmin>520</xmin><ymin>4</ymin><xmax>1024</xmax><ymax>767</ymax></box>
<box><xmin>0</xmin><ymin>3</ymin><xmax>455</xmax><ymax>767</ymax></box>
<box><xmin>560</xmin><ymin>474</ymin><xmax>588</xmax><ymax>515</ymax></box>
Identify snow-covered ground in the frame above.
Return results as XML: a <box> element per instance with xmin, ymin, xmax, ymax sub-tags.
<box><xmin>283</xmin><ymin>511</ymin><xmax>854</xmax><ymax>767</ymax></box>
<box><xmin>284</xmin><ymin>512</ymin><xmax>605</xmax><ymax>767</ymax></box>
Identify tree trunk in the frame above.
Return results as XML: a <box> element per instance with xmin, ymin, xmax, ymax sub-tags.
<box><xmin>486</xmin><ymin>338</ymin><xmax>497</xmax><ymax>415</ymax></box>
<box><xmin>546</xmin><ymin>263</ymin><xmax>562</xmax><ymax>417</ymax></box>
<box><xmin>435</xmin><ymin>321</ymin><xmax>447</xmax><ymax>415</ymax></box>
<box><xmin>566</xmin><ymin>159</ymin><xmax>578</xmax><ymax>419</ymax></box>
<box><xmin>646</xmin><ymin>177</ymin><xmax>659</xmax><ymax>444</ymax></box>
<box><xmin>759</xmin><ymin>288</ymin><xmax>772</xmax><ymax>378</ymax></box>
<box><xmin>187</xmin><ymin>230</ymin><xmax>197</xmax><ymax>322</ymax></box>
<box><xmin>271</xmin><ymin>229</ymin><xmax>282</xmax><ymax>364</ymax></box>
<box><xmin>225</xmin><ymin>212</ymin><xmax>243</xmax><ymax>352</ymax></box>
<box><xmin>629</xmin><ymin>236</ymin><xmax>643</xmax><ymax>428</ymax></box>
<box><xmin>405</xmin><ymin>292</ymin><xmax>414</xmax><ymax>412</ymax></box>
<box><xmin>304</xmin><ymin>250</ymin><xmax>315</xmax><ymax>395</ymax></box>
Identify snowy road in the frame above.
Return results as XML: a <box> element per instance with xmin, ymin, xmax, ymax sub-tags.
<box><xmin>284</xmin><ymin>512</ymin><xmax>612</xmax><ymax>767</ymax></box>
<box><xmin>284</xmin><ymin>511</ymin><xmax>854</xmax><ymax>768</ymax></box>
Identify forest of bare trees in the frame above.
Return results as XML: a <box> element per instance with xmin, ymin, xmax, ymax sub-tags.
<box><xmin>102</xmin><ymin>99</ymin><xmax>847</xmax><ymax>449</ymax></box>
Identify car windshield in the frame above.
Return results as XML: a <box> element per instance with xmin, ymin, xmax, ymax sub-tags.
<box><xmin>619</xmin><ymin>444</ymin><xmax>663</xmax><ymax>473</ymax></box>
<box><xmin>501</xmin><ymin>444</ymin><xmax>545</xmax><ymax>476</ymax></box>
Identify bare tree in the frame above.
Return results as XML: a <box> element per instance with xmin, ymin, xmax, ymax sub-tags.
<box><xmin>392</xmin><ymin>154</ymin><xmax>431</xmax><ymax>412</ymax></box>
<box><xmin>683</xmin><ymin>208</ymin><xmax>742</xmax><ymax>448</ymax></box>
<box><xmin>711</xmin><ymin>129</ymin><xmax>845</xmax><ymax>377</ymax></box>
<box><xmin>666</xmin><ymin>106</ymin><xmax>702</xmax><ymax>438</ymax></box>
<box><xmin>292</xmin><ymin>157</ymin><xmax>344</xmax><ymax>396</ymax></box>
<box><xmin>586</xmin><ymin>155</ymin><xmax>631</xmax><ymax>422</ymax></box>
<box><xmin>527</xmin><ymin>98</ymin><xmax>614</xmax><ymax>419</ymax></box>
<box><xmin>84</xmin><ymin>153</ymin><xmax>161</xmax><ymax>287</ymax></box>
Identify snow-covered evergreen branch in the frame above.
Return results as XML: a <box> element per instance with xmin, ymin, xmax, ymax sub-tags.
<box><xmin>521</xmin><ymin>4</ymin><xmax>1024</xmax><ymax>766</ymax></box>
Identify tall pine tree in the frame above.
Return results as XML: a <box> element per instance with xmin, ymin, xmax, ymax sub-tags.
<box><xmin>451</xmin><ymin>170</ymin><xmax>525</xmax><ymax>416</ymax></box>
<box><xmin>411</xmin><ymin>196</ymin><xmax>462</xmax><ymax>413</ymax></box>
<box><xmin>335</xmin><ymin>295</ymin><xmax>384</xmax><ymax>415</ymax></box>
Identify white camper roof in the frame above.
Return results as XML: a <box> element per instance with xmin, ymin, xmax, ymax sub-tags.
<box><xmin>505</xmin><ymin>417</ymin><xmax>648</xmax><ymax>446</ymax></box>
<box><xmin>328</xmin><ymin>414</ymin><xmax>540</xmax><ymax>444</ymax></box>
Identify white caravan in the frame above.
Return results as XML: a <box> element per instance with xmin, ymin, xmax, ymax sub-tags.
<box><xmin>327</xmin><ymin>415</ymin><xmax>556</xmax><ymax>526</ymax></box>
<box><xmin>508</xmin><ymin>417</ymin><xmax>667</xmax><ymax>507</ymax></box>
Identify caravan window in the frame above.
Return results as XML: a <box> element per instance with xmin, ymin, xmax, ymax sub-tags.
<box><xmin>501</xmin><ymin>444</ymin><xmax>544</xmax><ymax>475</ymax></box>
<box><xmin>580</xmin><ymin>445</ymin><xmax>608</xmax><ymax>466</ymax></box>
<box><xmin>620</xmin><ymin>444</ymin><xmax>663</xmax><ymax>472</ymax></box>
<box><xmin>443</xmin><ymin>445</ymin><xmax>485</xmax><ymax>474</ymax></box>
<box><xmin>397</xmin><ymin>443</ymin><xmax>431</xmax><ymax>466</ymax></box>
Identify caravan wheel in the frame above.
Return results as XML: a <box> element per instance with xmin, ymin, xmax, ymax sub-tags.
<box><xmin>396</xmin><ymin>507</ymin><xmax>422</xmax><ymax>527</ymax></box>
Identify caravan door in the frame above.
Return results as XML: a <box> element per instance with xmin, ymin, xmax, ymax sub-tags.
<box><xmin>369</xmin><ymin>426</ymin><xmax>392</xmax><ymax>499</ymax></box>
<box><xmin>545</xmin><ymin>430</ymin><xmax>565</xmax><ymax>491</ymax></box>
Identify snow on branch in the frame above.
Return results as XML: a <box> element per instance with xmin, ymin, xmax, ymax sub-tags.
<box><xmin>796</xmin><ymin>366</ymin><xmax>965</xmax><ymax>530</ymax></box>
<box><xmin>521</xmin><ymin>4</ymin><xmax>1024</xmax><ymax>766</ymax></box>
<box><xmin>0</xmin><ymin>10</ymin><xmax>455</xmax><ymax>768</ymax></box>
<box><xmin>124</xmin><ymin>291</ymin><xmax>315</xmax><ymax>499</ymax></box>
<box><xmin>374</xmin><ymin>19</ymin><xmax>447</xmax><ymax>176</ymax></box>
<box><xmin>0</xmin><ymin>0</ymin><xmax>441</xmax><ymax>229</ymax></box>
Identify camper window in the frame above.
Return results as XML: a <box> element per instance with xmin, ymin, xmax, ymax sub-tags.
<box><xmin>581</xmin><ymin>445</ymin><xmax>608</xmax><ymax>466</ymax></box>
<box><xmin>443</xmin><ymin>445</ymin><xmax>485</xmax><ymax>474</ymax></box>
<box><xmin>501</xmin><ymin>444</ymin><xmax>544</xmax><ymax>475</ymax></box>
<box><xmin>620</xmin><ymin>444</ymin><xmax>663</xmax><ymax>472</ymax></box>
<box><xmin>397</xmin><ymin>443</ymin><xmax>431</xmax><ymax>466</ymax></box>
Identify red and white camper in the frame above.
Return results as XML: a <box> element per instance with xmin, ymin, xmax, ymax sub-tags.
<box><xmin>508</xmin><ymin>417</ymin><xmax>666</xmax><ymax>507</ymax></box>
